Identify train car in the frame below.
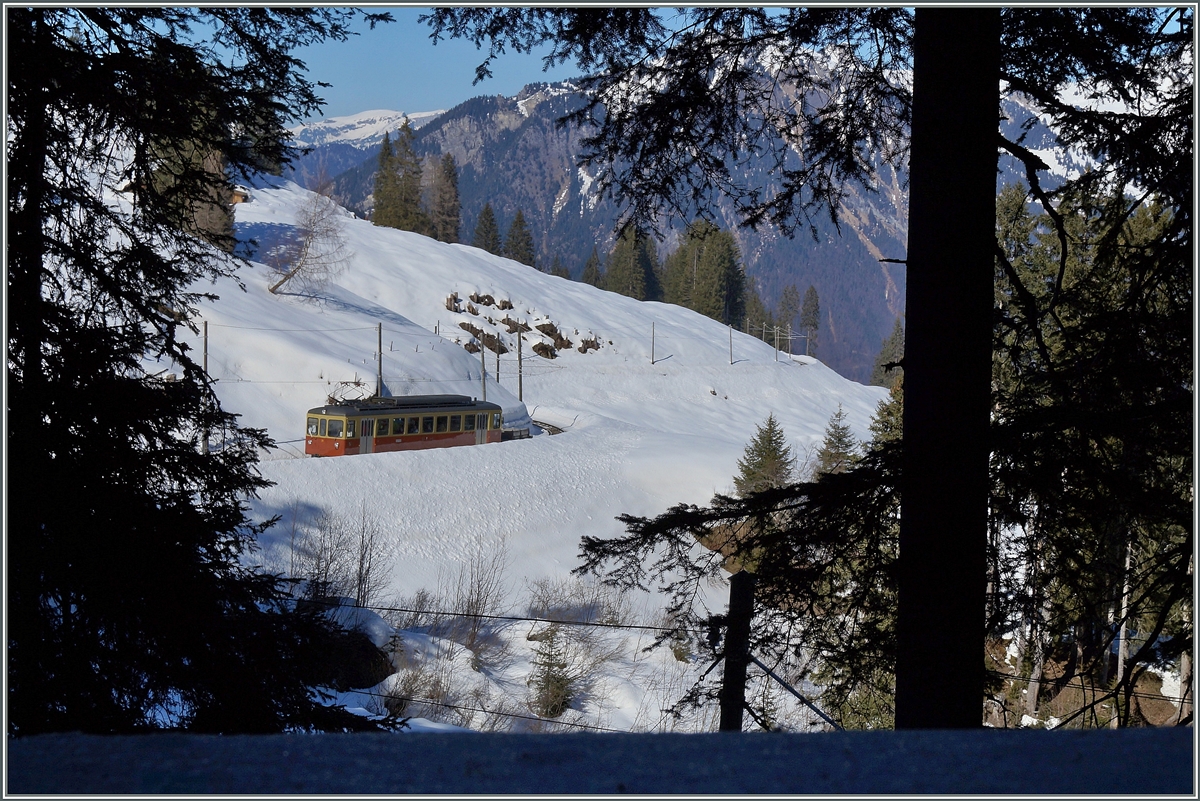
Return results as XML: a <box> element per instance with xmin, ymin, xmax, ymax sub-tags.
<box><xmin>305</xmin><ymin>394</ymin><xmax>503</xmax><ymax>456</ymax></box>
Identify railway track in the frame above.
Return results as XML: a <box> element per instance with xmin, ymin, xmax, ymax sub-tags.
<box><xmin>532</xmin><ymin>419</ymin><xmax>564</xmax><ymax>435</ymax></box>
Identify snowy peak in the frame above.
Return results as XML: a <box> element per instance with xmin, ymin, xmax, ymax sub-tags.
<box><xmin>290</xmin><ymin>108</ymin><xmax>445</xmax><ymax>149</ymax></box>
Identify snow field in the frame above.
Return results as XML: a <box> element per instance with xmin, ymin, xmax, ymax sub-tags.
<box><xmin>186</xmin><ymin>178</ymin><xmax>891</xmax><ymax>731</ymax></box>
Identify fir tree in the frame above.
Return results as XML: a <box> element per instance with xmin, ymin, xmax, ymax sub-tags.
<box><xmin>734</xmin><ymin>414</ymin><xmax>796</xmax><ymax>496</ymax></box>
<box><xmin>549</xmin><ymin>255</ymin><xmax>570</xmax><ymax>278</ymax></box>
<box><xmin>663</xmin><ymin>221</ymin><xmax>744</xmax><ymax>326</ymax></box>
<box><xmin>743</xmin><ymin>282</ymin><xmax>774</xmax><ymax>343</ymax></box>
<box><xmin>503</xmin><ymin>209</ymin><xmax>536</xmax><ymax>268</ymax></box>
<box><xmin>430</xmin><ymin>152</ymin><xmax>461</xmax><ymax>243</ymax></box>
<box><xmin>800</xmin><ymin>285</ymin><xmax>820</xmax><ymax>357</ymax></box>
<box><xmin>390</xmin><ymin>119</ymin><xmax>431</xmax><ymax>235</ymax></box>
<box><xmin>528</xmin><ymin>626</ymin><xmax>573</xmax><ymax>718</ymax></box>
<box><xmin>869</xmin><ymin>317</ymin><xmax>905</xmax><ymax>390</ymax></box>
<box><xmin>604</xmin><ymin>227</ymin><xmax>661</xmax><ymax>301</ymax></box>
<box><xmin>472</xmin><ymin>203</ymin><xmax>502</xmax><ymax>255</ymax></box>
<box><xmin>778</xmin><ymin>284</ymin><xmax>801</xmax><ymax>354</ymax></box>
<box><xmin>372</xmin><ymin>131</ymin><xmax>400</xmax><ymax>228</ymax></box>
<box><xmin>815</xmin><ymin>405</ymin><xmax>858</xmax><ymax>476</ymax></box>
<box><xmin>580</xmin><ymin>246</ymin><xmax>603</xmax><ymax>286</ymax></box>
<box><xmin>8</xmin><ymin>7</ymin><xmax>392</xmax><ymax>736</ymax></box>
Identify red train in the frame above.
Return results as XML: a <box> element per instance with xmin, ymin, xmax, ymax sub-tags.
<box><xmin>305</xmin><ymin>394</ymin><xmax>503</xmax><ymax>456</ymax></box>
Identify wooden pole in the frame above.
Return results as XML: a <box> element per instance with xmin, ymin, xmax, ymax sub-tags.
<box><xmin>376</xmin><ymin>322</ymin><xmax>383</xmax><ymax>397</ymax></box>
<box><xmin>518</xmin><ymin>330</ymin><xmax>523</xmax><ymax>401</ymax></box>
<box><xmin>729</xmin><ymin>324</ymin><xmax>733</xmax><ymax>366</ymax></box>
<box><xmin>719</xmin><ymin>570</ymin><xmax>756</xmax><ymax>732</ymax></box>
<box><xmin>481</xmin><ymin>341</ymin><xmax>486</xmax><ymax>402</ymax></box>
<box><xmin>651</xmin><ymin>322</ymin><xmax>655</xmax><ymax>365</ymax></box>
<box><xmin>496</xmin><ymin>341</ymin><xmax>500</xmax><ymax>384</ymax></box>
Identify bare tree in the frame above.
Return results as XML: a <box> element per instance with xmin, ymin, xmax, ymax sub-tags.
<box><xmin>350</xmin><ymin>503</ymin><xmax>392</xmax><ymax>609</ymax></box>
<box><xmin>268</xmin><ymin>169</ymin><xmax>352</xmax><ymax>294</ymax></box>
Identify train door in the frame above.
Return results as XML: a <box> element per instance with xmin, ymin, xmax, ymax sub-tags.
<box><xmin>360</xmin><ymin>418</ymin><xmax>375</xmax><ymax>454</ymax></box>
<box><xmin>475</xmin><ymin>413</ymin><xmax>486</xmax><ymax>445</ymax></box>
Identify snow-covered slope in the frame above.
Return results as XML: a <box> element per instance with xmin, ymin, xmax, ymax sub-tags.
<box><xmin>183</xmin><ymin>176</ymin><xmax>889</xmax><ymax>592</ymax></box>
<box><xmin>171</xmin><ymin>177</ymin><xmax>889</xmax><ymax>731</ymax></box>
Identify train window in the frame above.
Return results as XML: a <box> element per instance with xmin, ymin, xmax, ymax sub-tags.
<box><xmin>327</xmin><ymin>418</ymin><xmax>344</xmax><ymax>438</ymax></box>
<box><xmin>463</xmin><ymin>413</ymin><xmax>475</xmax><ymax>431</ymax></box>
<box><xmin>392</xmin><ymin>418</ymin><xmax>404</xmax><ymax>435</ymax></box>
<box><xmin>362</xmin><ymin>419</ymin><xmax>375</xmax><ymax>437</ymax></box>
<box><xmin>319</xmin><ymin>418</ymin><xmax>327</xmax><ymax>437</ymax></box>
<box><xmin>422</xmin><ymin>416</ymin><xmax>434</xmax><ymax>434</ymax></box>
<box><xmin>346</xmin><ymin>419</ymin><xmax>356</xmax><ymax>437</ymax></box>
<box><xmin>492</xmin><ymin>413</ymin><xmax>502</xmax><ymax>430</ymax></box>
<box><xmin>436</xmin><ymin>416</ymin><xmax>448</xmax><ymax>432</ymax></box>
<box><xmin>307</xmin><ymin>417</ymin><xmax>319</xmax><ymax>436</ymax></box>
<box><xmin>450</xmin><ymin>415</ymin><xmax>461</xmax><ymax>431</ymax></box>
<box><xmin>377</xmin><ymin>418</ymin><xmax>389</xmax><ymax>436</ymax></box>
<box><xmin>406</xmin><ymin>417</ymin><xmax>419</xmax><ymax>435</ymax></box>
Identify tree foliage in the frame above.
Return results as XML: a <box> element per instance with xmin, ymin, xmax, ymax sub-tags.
<box><xmin>662</xmin><ymin>220</ymin><xmax>745</xmax><ymax>326</ymax></box>
<box><xmin>799</xmin><ymin>285</ymin><xmax>820</xmax><ymax>357</ymax></box>
<box><xmin>7</xmin><ymin>7</ymin><xmax>393</xmax><ymax>735</ymax></box>
<box><xmin>503</xmin><ymin>208</ymin><xmax>536</xmax><ymax>268</ymax></box>
<box><xmin>472</xmin><ymin>202</ymin><xmax>503</xmax><ymax>255</ymax></box>
<box><xmin>430</xmin><ymin>153</ymin><xmax>461</xmax><ymax>244</ymax></box>
<box><xmin>734</xmin><ymin>414</ymin><xmax>796</xmax><ymax>497</ymax></box>
<box><xmin>428</xmin><ymin>7</ymin><xmax>1193</xmax><ymax>727</ymax></box>
<box><xmin>374</xmin><ymin>120</ymin><xmax>429</xmax><ymax>235</ymax></box>
<box><xmin>869</xmin><ymin>317</ymin><xmax>905</xmax><ymax>390</ymax></box>
<box><xmin>580</xmin><ymin>246</ymin><xmax>604</xmax><ymax>286</ymax></box>
<box><xmin>814</xmin><ymin>405</ymin><xmax>858</xmax><ymax>477</ymax></box>
<box><xmin>603</xmin><ymin>227</ymin><xmax>661</xmax><ymax>301</ymax></box>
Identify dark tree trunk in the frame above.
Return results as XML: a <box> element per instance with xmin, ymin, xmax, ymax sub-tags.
<box><xmin>719</xmin><ymin>570</ymin><xmax>756</xmax><ymax>731</ymax></box>
<box><xmin>895</xmin><ymin>8</ymin><xmax>1000</xmax><ymax>729</ymax></box>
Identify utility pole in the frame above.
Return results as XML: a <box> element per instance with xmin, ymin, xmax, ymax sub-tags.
<box><xmin>376</xmin><ymin>322</ymin><xmax>383</xmax><ymax>397</ymax></box>
<box><xmin>651</xmin><ymin>322</ymin><xmax>655</xmax><ymax>365</ymax></box>
<box><xmin>729</xmin><ymin>324</ymin><xmax>733</xmax><ymax>366</ymax></box>
<box><xmin>719</xmin><ymin>570</ymin><xmax>756</xmax><ymax>731</ymax></box>
<box><xmin>774</xmin><ymin>326</ymin><xmax>779</xmax><ymax>361</ymax></box>
<box><xmin>201</xmin><ymin>320</ymin><xmax>209</xmax><ymax>455</ymax></box>
<box><xmin>496</xmin><ymin>342</ymin><xmax>500</xmax><ymax>384</ymax></box>
<box><xmin>517</xmin><ymin>330</ymin><xmax>523</xmax><ymax>401</ymax></box>
<box><xmin>480</xmin><ymin>341</ymin><xmax>486</xmax><ymax>402</ymax></box>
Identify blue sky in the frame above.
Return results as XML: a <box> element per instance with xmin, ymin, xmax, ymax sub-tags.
<box><xmin>294</xmin><ymin>8</ymin><xmax>582</xmax><ymax>120</ymax></box>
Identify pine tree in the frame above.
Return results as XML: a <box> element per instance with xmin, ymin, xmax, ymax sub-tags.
<box><xmin>503</xmin><ymin>209</ymin><xmax>536</xmax><ymax>268</ymax></box>
<box><xmin>604</xmin><ymin>227</ymin><xmax>661</xmax><ymax>301</ymax></box>
<box><xmin>528</xmin><ymin>626</ymin><xmax>573</xmax><ymax>718</ymax></box>
<box><xmin>800</xmin><ymin>285</ymin><xmax>820</xmax><ymax>357</ymax></box>
<box><xmin>815</xmin><ymin>405</ymin><xmax>858</xmax><ymax>476</ymax></box>
<box><xmin>778</xmin><ymin>284</ymin><xmax>801</xmax><ymax>354</ymax></box>
<box><xmin>472</xmin><ymin>203</ymin><xmax>502</xmax><ymax>255</ymax></box>
<box><xmin>391</xmin><ymin>119</ymin><xmax>431</xmax><ymax>235</ymax></box>
<box><xmin>430</xmin><ymin>152</ymin><xmax>461</xmax><ymax>243</ymax></box>
<box><xmin>549</xmin><ymin>255</ymin><xmax>570</xmax><ymax>278</ymax></box>
<box><xmin>869</xmin><ymin>317</ymin><xmax>905</xmax><ymax>389</ymax></box>
<box><xmin>663</xmin><ymin>221</ymin><xmax>745</xmax><ymax>326</ymax></box>
<box><xmin>372</xmin><ymin>132</ymin><xmax>401</xmax><ymax>228</ymax></box>
<box><xmin>743</xmin><ymin>282</ymin><xmax>774</xmax><ymax>344</ymax></box>
<box><xmin>8</xmin><ymin>7</ymin><xmax>391</xmax><ymax>736</ymax></box>
<box><xmin>580</xmin><ymin>246</ymin><xmax>603</xmax><ymax>286</ymax></box>
<box><xmin>734</xmin><ymin>414</ymin><xmax>796</xmax><ymax>496</ymax></box>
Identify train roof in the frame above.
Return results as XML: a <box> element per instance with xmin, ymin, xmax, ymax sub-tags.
<box><xmin>306</xmin><ymin>394</ymin><xmax>502</xmax><ymax>416</ymax></box>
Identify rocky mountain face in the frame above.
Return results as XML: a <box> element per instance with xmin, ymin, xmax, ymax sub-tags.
<box><xmin>288</xmin><ymin>82</ymin><xmax>1065</xmax><ymax>383</ymax></box>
